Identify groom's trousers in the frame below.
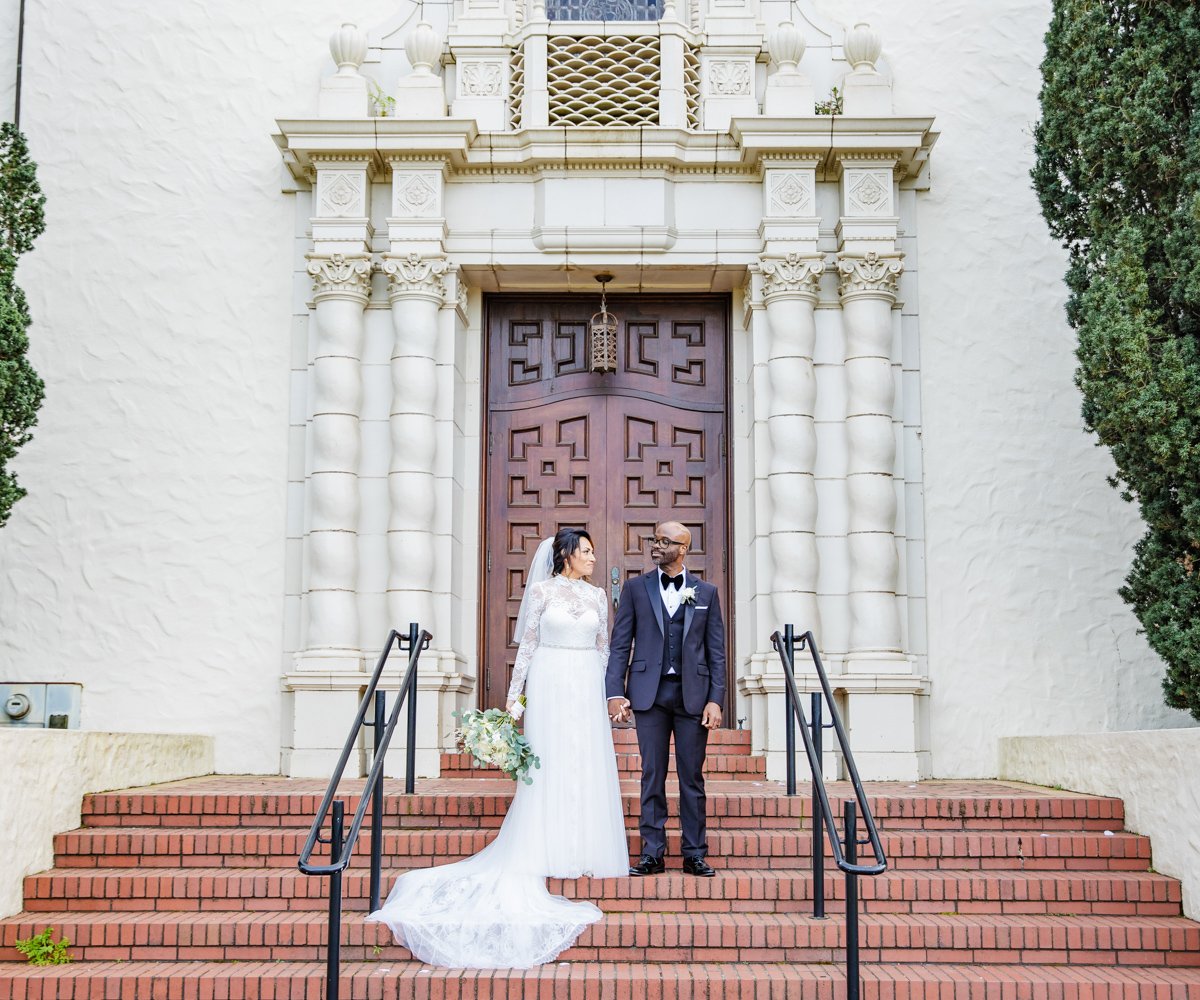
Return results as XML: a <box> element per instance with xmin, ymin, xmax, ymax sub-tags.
<box><xmin>634</xmin><ymin>676</ymin><xmax>710</xmax><ymax>860</ymax></box>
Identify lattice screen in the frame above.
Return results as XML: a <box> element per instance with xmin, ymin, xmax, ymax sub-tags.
<box><xmin>547</xmin><ymin>35</ymin><xmax>660</xmax><ymax>126</ymax></box>
<box><xmin>509</xmin><ymin>46</ymin><xmax>526</xmax><ymax>128</ymax></box>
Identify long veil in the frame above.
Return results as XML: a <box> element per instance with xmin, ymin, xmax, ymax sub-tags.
<box><xmin>513</xmin><ymin>536</ymin><xmax>554</xmax><ymax>643</ymax></box>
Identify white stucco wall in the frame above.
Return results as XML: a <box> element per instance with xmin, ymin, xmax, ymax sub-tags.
<box><xmin>0</xmin><ymin>0</ymin><xmax>384</xmax><ymax>773</ymax></box>
<box><xmin>0</xmin><ymin>0</ymin><xmax>1191</xmax><ymax>778</ymax></box>
<box><xmin>1001</xmin><ymin>731</ymin><xmax>1200</xmax><ymax>919</ymax></box>
<box><xmin>823</xmin><ymin>0</ymin><xmax>1195</xmax><ymax>775</ymax></box>
<box><xmin>0</xmin><ymin>730</ymin><xmax>213</xmax><ymax>918</ymax></box>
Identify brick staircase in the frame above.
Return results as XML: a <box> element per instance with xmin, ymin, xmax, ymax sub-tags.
<box><xmin>3</xmin><ymin>728</ymin><xmax>1200</xmax><ymax>997</ymax></box>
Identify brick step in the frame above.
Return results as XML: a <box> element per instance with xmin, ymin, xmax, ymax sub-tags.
<box><xmin>2</xmin><ymin>960</ymin><xmax>1199</xmax><ymax>999</ymax></box>
<box><xmin>80</xmin><ymin>778</ymin><xmax>1126</xmax><ymax>832</ymax></box>
<box><xmin>20</xmin><ymin>867</ymin><xmax>1183</xmax><ymax>916</ymax></box>
<box><xmin>50</xmin><ymin>826</ymin><xmax>1153</xmax><ymax>871</ymax></box>
<box><xmin>440</xmin><ymin>751</ymin><xmax>767</xmax><ymax>779</ymax></box>
<box><xmin>4</xmin><ymin>910</ymin><xmax>1198</xmax><ymax>966</ymax></box>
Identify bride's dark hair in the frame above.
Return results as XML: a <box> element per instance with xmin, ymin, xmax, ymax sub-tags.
<box><xmin>551</xmin><ymin>527</ymin><xmax>593</xmax><ymax>577</ymax></box>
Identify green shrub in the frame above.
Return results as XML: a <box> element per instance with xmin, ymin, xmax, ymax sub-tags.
<box><xmin>0</xmin><ymin>121</ymin><xmax>45</xmax><ymax>528</ymax></box>
<box><xmin>1032</xmin><ymin>1</ymin><xmax>1200</xmax><ymax>718</ymax></box>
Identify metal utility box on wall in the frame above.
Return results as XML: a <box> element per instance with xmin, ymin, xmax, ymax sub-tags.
<box><xmin>0</xmin><ymin>683</ymin><xmax>82</xmax><ymax>729</ymax></box>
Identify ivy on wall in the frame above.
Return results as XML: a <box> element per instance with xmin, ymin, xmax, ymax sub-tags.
<box><xmin>0</xmin><ymin>122</ymin><xmax>45</xmax><ymax>528</ymax></box>
<box><xmin>1032</xmin><ymin>1</ymin><xmax>1200</xmax><ymax>719</ymax></box>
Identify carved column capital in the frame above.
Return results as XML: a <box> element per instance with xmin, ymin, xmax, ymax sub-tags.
<box><xmin>306</xmin><ymin>252</ymin><xmax>372</xmax><ymax>303</ymax></box>
<box><xmin>382</xmin><ymin>252</ymin><xmax>448</xmax><ymax>303</ymax></box>
<box><xmin>759</xmin><ymin>253</ymin><xmax>824</xmax><ymax>302</ymax></box>
<box><xmin>836</xmin><ymin>251</ymin><xmax>903</xmax><ymax>301</ymax></box>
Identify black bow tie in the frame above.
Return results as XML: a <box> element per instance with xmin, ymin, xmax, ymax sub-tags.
<box><xmin>661</xmin><ymin>573</ymin><xmax>684</xmax><ymax>590</ymax></box>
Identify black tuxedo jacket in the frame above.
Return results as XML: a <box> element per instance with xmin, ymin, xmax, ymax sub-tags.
<box><xmin>605</xmin><ymin>570</ymin><xmax>727</xmax><ymax>715</ymax></box>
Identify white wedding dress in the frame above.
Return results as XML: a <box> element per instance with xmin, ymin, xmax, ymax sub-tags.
<box><xmin>366</xmin><ymin>574</ymin><xmax>628</xmax><ymax>968</ymax></box>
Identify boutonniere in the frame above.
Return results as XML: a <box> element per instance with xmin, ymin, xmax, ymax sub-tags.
<box><xmin>679</xmin><ymin>586</ymin><xmax>697</xmax><ymax>606</ymax></box>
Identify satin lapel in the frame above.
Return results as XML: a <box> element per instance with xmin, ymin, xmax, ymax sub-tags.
<box><xmin>682</xmin><ymin>571</ymin><xmax>696</xmax><ymax>642</ymax></box>
<box><xmin>643</xmin><ymin>572</ymin><xmax>665</xmax><ymax>635</ymax></box>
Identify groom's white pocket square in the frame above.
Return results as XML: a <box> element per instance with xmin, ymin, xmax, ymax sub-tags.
<box><xmin>696</xmin><ymin>605</ymin><xmax>709</xmax><ymax>610</ymax></box>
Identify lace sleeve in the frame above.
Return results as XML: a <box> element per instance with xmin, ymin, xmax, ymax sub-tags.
<box><xmin>508</xmin><ymin>581</ymin><xmax>546</xmax><ymax>704</ymax></box>
<box><xmin>595</xmin><ymin>585</ymin><xmax>610</xmax><ymax>663</ymax></box>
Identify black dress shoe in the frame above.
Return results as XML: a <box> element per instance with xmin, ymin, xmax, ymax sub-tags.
<box><xmin>629</xmin><ymin>854</ymin><xmax>665</xmax><ymax>876</ymax></box>
<box><xmin>682</xmin><ymin>856</ymin><xmax>716</xmax><ymax>877</ymax></box>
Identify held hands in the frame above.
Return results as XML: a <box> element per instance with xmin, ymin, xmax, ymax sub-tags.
<box><xmin>607</xmin><ymin>697</ymin><xmax>632</xmax><ymax>723</ymax></box>
<box><xmin>701</xmin><ymin>701</ymin><xmax>723</xmax><ymax>730</ymax></box>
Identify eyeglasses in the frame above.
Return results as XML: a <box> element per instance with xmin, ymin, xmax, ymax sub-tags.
<box><xmin>645</xmin><ymin>536</ymin><xmax>685</xmax><ymax>548</ymax></box>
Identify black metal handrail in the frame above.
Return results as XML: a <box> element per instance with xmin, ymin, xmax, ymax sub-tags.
<box><xmin>770</xmin><ymin>625</ymin><xmax>887</xmax><ymax>1000</ymax></box>
<box><xmin>297</xmin><ymin>623</ymin><xmax>432</xmax><ymax>1000</ymax></box>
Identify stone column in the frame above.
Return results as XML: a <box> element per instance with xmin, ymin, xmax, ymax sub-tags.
<box><xmin>838</xmin><ymin>252</ymin><xmax>904</xmax><ymax>665</ymax></box>
<box><xmin>301</xmin><ymin>253</ymin><xmax>372</xmax><ymax>668</ymax></box>
<box><xmin>296</xmin><ymin>156</ymin><xmax>374</xmax><ymax>676</ymax></box>
<box><xmin>761</xmin><ymin>252</ymin><xmax>824</xmax><ymax>636</ymax></box>
<box><xmin>382</xmin><ymin>252</ymin><xmax>447</xmax><ymax>637</ymax></box>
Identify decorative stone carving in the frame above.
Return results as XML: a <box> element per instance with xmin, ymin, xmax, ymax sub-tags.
<box><xmin>844</xmin><ymin>22</ymin><xmax>883</xmax><ymax>72</ymax></box>
<box><xmin>382</xmin><ymin>252</ymin><xmax>448</xmax><ymax>302</ymax></box>
<box><xmin>399</xmin><ymin>21</ymin><xmax>446</xmax><ymax>118</ymax></box>
<box><xmin>846</xmin><ymin>169</ymin><xmax>892</xmax><ymax>217</ymax></box>
<box><xmin>768</xmin><ymin>172</ymin><xmax>814</xmax><ymax>218</ymax></box>
<box><xmin>836</xmin><ymin>252</ymin><xmax>903</xmax><ymax>299</ymax></box>
<box><xmin>393</xmin><ymin>172</ymin><xmax>441</xmax><ymax>219</ymax></box>
<box><xmin>707</xmin><ymin>60</ymin><xmax>752</xmax><ymax>96</ymax></box>
<box><xmin>459</xmin><ymin>61</ymin><xmax>504</xmax><ymax>97</ymax></box>
<box><xmin>305</xmin><ymin>252</ymin><xmax>372</xmax><ymax>302</ymax></box>
<box><xmin>316</xmin><ymin>172</ymin><xmax>366</xmax><ymax>219</ymax></box>
<box><xmin>760</xmin><ymin>252</ymin><xmax>824</xmax><ymax>300</ymax></box>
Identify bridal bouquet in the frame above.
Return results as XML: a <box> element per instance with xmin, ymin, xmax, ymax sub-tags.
<box><xmin>454</xmin><ymin>696</ymin><xmax>541</xmax><ymax>784</ymax></box>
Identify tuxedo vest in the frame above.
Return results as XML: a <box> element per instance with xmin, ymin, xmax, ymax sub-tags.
<box><xmin>661</xmin><ymin>598</ymin><xmax>685</xmax><ymax>679</ymax></box>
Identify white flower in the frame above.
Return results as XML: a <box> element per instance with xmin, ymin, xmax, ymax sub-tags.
<box><xmin>679</xmin><ymin>586</ymin><xmax>697</xmax><ymax>605</ymax></box>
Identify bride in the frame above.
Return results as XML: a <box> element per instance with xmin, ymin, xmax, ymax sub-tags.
<box><xmin>367</xmin><ymin>527</ymin><xmax>629</xmax><ymax>968</ymax></box>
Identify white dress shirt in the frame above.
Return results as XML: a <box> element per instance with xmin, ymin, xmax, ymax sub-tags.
<box><xmin>659</xmin><ymin>568</ymin><xmax>688</xmax><ymax>674</ymax></box>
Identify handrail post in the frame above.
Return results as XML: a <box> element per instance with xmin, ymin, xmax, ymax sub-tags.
<box><xmin>369</xmin><ymin>690</ymin><xmax>386</xmax><ymax>914</ymax></box>
<box><xmin>405</xmin><ymin>621</ymin><xmax>419</xmax><ymax>794</ymax></box>
<box><xmin>327</xmin><ymin>800</ymin><xmax>345</xmax><ymax>1000</ymax></box>
<box><xmin>844</xmin><ymin>798</ymin><xmax>860</xmax><ymax>1000</ymax></box>
<box><xmin>812</xmin><ymin>691</ymin><xmax>825</xmax><ymax>919</ymax></box>
<box><xmin>784</xmin><ymin>623</ymin><xmax>796</xmax><ymax>797</ymax></box>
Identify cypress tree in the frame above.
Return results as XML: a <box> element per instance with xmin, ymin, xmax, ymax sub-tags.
<box><xmin>0</xmin><ymin>122</ymin><xmax>45</xmax><ymax>528</ymax></box>
<box><xmin>1032</xmin><ymin>0</ymin><xmax>1200</xmax><ymax>718</ymax></box>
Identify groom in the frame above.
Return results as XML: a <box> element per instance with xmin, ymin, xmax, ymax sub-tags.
<box><xmin>605</xmin><ymin>520</ymin><xmax>726</xmax><ymax>877</ymax></box>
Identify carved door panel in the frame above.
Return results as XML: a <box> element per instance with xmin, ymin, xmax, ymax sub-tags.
<box><xmin>485</xmin><ymin>399</ymin><xmax>606</xmax><ymax>706</ymax></box>
<box><xmin>484</xmin><ymin>296</ymin><xmax>729</xmax><ymax>712</ymax></box>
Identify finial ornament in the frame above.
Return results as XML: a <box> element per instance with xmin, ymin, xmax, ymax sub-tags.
<box><xmin>405</xmin><ymin>21</ymin><xmax>442</xmax><ymax>76</ymax></box>
<box><xmin>769</xmin><ymin>21</ymin><xmax>806</xmax><ymax>74</ymax></box>
<box><xmin>844</xmin><ymin>22</ymin><xmax>882</xmax><ymax>72</ymax></box>
<box><xmin>329</xmin><ymin>23</ymin><xmax>367</xmax><ymax>75</ymax></box>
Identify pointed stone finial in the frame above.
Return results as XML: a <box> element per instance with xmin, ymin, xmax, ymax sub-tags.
<box><xmin>319</xmin><ymin>21</ymin><xmax>369</xmax><ymax>117</ymax></box>
<box><xmin>844</xmin><ymin>22</ymin><xmax>882</xmax><ymax>72</ymax></box>
<box><xmin>841</xmin><ymin>21</ymin><xmax>891</xmax><ymax>115</ymax></box>
<box><xmin>330</xmin><ymin>22</ymin><xmax>367</xmax><ymax>75</ymax></box>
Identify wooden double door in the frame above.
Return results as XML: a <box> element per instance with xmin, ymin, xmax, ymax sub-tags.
<box><xmin>483</xmin><ymin>295</ymin><xmax>731</xmax><ymax>713</ymax></box>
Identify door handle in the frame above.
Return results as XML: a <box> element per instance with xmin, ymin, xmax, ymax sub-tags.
<box><xmin>611</xmin><ymin>567</ymin><xmax>621</xmax><ymax>610</ymax></box>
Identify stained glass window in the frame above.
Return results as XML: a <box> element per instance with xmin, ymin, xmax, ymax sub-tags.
<box><xmin>546</xmin><ymin>0</ymin><xmax>663</xmax><ymax>21</ymax></box>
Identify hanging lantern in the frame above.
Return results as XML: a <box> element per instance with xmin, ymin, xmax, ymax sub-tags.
<box><xmin>589</xmin><ymin>273</ymin><xmax>618</xmax><ymax>374</ymax></box>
